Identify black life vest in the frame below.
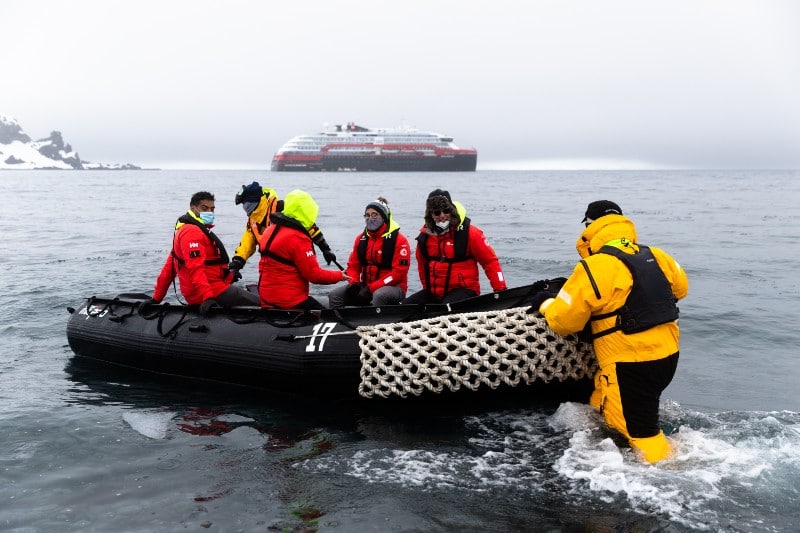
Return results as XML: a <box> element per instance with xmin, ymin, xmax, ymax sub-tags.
<box><xmin>585</xmin><ymin>244</ymin><xmax>679</xmax><ymax>339</ymax></box>
<box><xmin>171</xmin><ymin>214</ymin><xmax>229</xmax><ymax>266</ymax></box>
<box><xmin>416</xmin><ymin>217</ymin><xmax>471</xmax><ymax>263</ymax></box>
<box><xmin>357</xmin><ymin>228</ymin><xmax>399</xmax><ymax>270</ymax></box>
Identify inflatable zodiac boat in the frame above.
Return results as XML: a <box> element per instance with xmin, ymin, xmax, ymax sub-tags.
<box><xmin>66</xmin><ymin>282</ymin><xmax>597</xmax><ymax>400</ymax></box>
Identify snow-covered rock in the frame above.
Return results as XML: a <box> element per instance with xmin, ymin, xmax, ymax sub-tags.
<box><xmin>0</xmin><ymin>114</ymin><xmax>140</xmax><ymax>170</ymax></box>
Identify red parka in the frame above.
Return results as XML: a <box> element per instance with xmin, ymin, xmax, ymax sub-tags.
<box><xmin>153</xmin><ymin>213</ymin><xmax>232</xmax><ymax>304</ymax></box>
<box><xmin>257</xmin><ymin>191</ymin><xmax>343</xmax><ymax>308</ymax></box>
<box><xmin>343</xmin><ymin>219</ymin><xmax>411</xmax><ymax>294</ymax></box>
<box><xmin>415</xmin><ymin>201</ymin><xmax>506</xmax><ymax>299</ymax></box>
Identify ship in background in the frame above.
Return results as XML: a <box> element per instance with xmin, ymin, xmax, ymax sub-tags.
<box><xmin>270</xmin><ymin>122</ymin><xmax>477</xmax><ymax>172</ymax></box>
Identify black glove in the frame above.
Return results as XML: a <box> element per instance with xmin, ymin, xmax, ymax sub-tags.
<box><xmin>313</xmin><ymin>236</ymin><xmax>336</xmax><ymax>265</ymax></box>
<box><xmin>199</xmin><ymin>298</ymin><xmax>217</xmax><ymax>317</ymax></box>
<box><xmin>344</xmin><ymin>283</ymin><xmax>362</xmax><ymax>305</ymax></box>
<box><xmin>144</xmin><ymin>297</ymin><xmax>160</xmax><ymax>306</ymax></box>
<box><xmin>228</xmin><ymin>256</ymin><xmax>245</xmax><ymax>283</ymax></box>
<box><xmin>526</xmin><ymin>291</ymin><xmax>557</xmax><ymax>314</ymax></box>
<box><xmin>229</xmin><ymin>256</ymin><xmax>245</xmax><ymax>271</ymax></box>
<box><xmin>357</xmin><ymin>285</ymin><xmax>372</xmax><ymax>305</ymax></box>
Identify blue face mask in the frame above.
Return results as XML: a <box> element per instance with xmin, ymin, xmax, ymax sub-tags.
<box><xmin>198</xmin><ymin>212</ymin><xmax>215</xmax><ymax>225</ymax></box>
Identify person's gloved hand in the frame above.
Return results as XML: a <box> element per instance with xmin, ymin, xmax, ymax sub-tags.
<box><xmin>313</xmin><ymin>236</ymin><xmax>336</xmax><ymax>265</ymax></box>
<box><xmin>357</xmin><ymin>285</ymin><xmax>372</xmax><ymax>305</ymax></box>
<box><xmin>199</xmin><ymin>298</ymin><xmax>217</xmax><ymax>317</ymax></box>
<box><xmin>344</xmin><ymin>283</ymin><xmax>361</xmax><ymax>305</ymax></box>
<box><xmin>228</xmin><ymin>256</ymin><xmax>245</xmax><ymax>282</ymax></box>
<box><xmin>144</xmin><ymin>297</ymin><xmax>161</xmax><ymax>306</ymax></box>
<box><xmin>526</xmin><ymin>291</ymin><xmax>557</xmax><ymax>314</ymax></box>
<box><xmin>228</xmin><ymin>256</ymin><xmax>245</xmax><ymax>272</ymax></box>
<box><xmin>322</xmin><ymin>249</ymin><xmax>336</xmax><ymax>266</ymax></box>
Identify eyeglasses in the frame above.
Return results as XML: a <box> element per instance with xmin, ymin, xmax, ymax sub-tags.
<box><xmin>364</xmin><ymin>213</ymin><xmax>382</xmax><ymax>219</ymax></box>
<box><xmin>433</xmin><ymin>209</ymin><xmax>451</xmax><ymax>216</ymax></box>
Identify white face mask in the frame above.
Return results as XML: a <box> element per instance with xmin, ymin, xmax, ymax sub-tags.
<box><xmin>435</xmin><ymin>220</ymin><xmax>450</xmax><ymax>231</ymax></box>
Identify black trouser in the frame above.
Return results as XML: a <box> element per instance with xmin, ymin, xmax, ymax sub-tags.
<box><xmin>215</xmin><ymin>284</ymin><xmax>261</xmax><ymax>308</ymax></box>
<box><xmin>616</xmin><ymin>352</ymin><xmax>679</xmax><ymax>438</ymax></box>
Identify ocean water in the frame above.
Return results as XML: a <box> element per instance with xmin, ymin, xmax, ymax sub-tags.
<box><xmin>2</xmin><ymin>169</ymin><xmax>799</xmax><ymax>532</ymax></box>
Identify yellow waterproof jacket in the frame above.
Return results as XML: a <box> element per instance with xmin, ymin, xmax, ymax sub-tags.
<box><xmin>233</xmin><ymin>187</ymin><xmax>279</xmax><ymax>261</ymax></box>
<box><xmin>233</xmin><ymin>187</ymin><xmax>325</xmax><ymax>261</ymax></box>
<box><xmin>542</xmin><ymin>214</ymin><xmax>688</xmax><ymax>368</ymax></box>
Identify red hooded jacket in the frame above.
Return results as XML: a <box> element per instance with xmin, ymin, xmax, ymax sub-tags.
<box><xmin>153</xmin><ymin>214</ymin><xmax>232</xmax><ymax>304</ymax></box>
<box><xmin>343</xmin><ymin>222</ymin><xmax>411</xmax><ymax>293</ymax></box>
<box><xmin>415</xmin><ymin>218</ymin><xmax>506</xmax><ymax>299</ymax></box>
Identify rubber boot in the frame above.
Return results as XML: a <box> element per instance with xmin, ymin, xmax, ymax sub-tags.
<box><xmin>629</xmin><ymin>430</ymin><xmax>673</xmax><ymax>463</ymax></box>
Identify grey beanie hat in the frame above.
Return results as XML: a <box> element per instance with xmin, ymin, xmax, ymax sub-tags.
<box><xmin>365</xmin><ymin>197</ymin><xmax>390</xmax><ymax>223</ymax></box>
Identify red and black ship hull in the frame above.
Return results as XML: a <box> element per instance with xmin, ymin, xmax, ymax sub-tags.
<box><xmin>271</xmin><ymin>152</ymin><xmax>477</xmax><ymax>172</ymax></box>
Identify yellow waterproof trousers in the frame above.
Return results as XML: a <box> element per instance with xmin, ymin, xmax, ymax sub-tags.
<box><xmin>589</xmin><ymin>355</ymin><xmax>678</xmax><ymax>463</ymax></box>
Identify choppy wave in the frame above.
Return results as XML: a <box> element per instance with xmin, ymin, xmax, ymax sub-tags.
<box><xmin>3</xmin><ymin>169</ymin><xmax>800</xmax><ymax>531</ymax></box>
<box><xmin>304</xmin><ymin>402</ymin><xmax>800</xmax><ymax>531</ymax></box>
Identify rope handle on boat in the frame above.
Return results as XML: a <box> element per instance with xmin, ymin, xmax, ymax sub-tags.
<box><xmin>137</xmin><ymin>299</ymin><xmax>193</xmax><ymax>337</ymax></box>
<box><xmin>156</xmin><ymin>307</ymin><xmax>190</xmax><ymax>339</ymax></box>
<box><xmin>108</xmin><ymin>302</ymin><xmax>137</xmax><ymax>323</ymax></box>
<box><xmin>138</xmin><ymin>300</ymin><xmax>168</xmax><ymax>320</ymax></box>
<box><xmin>86</xmin><ymin>296</ymin><xmax>137</xmax><ymax>323</ymax></box>
<box><xmin>85</xmin><ymin>296</ymin><xmax>112</xmax><ymax>317</ymax></box>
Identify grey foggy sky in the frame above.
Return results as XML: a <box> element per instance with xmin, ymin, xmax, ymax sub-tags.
<box><xmin>2</xmin><ymin>0</ymin><xmax>799</xmax><ymax>169</ymax></box>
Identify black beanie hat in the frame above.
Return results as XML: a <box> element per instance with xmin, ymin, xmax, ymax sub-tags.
<box><xmin>582</xmin><ymin>200</ymin><xmax>622</xmax><ymax>223</ymax></box>
<box><xmin>235</xmin><ymin>181</ymin><xmax>263</xmax><ymax>205</ymax></box>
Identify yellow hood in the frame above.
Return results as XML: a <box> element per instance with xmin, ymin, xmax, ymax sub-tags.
<box><xmin>282</xmin><ymin>189</ymin><xmax>319</xmax><ymax>231</ymax></box>
<box><xmin>576</xmin><ymin>214</ymin><xmax>638</xmax><ymax>258</ymax></box>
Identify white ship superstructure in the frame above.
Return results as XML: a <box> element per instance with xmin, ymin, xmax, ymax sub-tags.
<box><xmin>271</xmin><ymin>122</ymin><xmax>477</xmax><ymax>172</ymax></box>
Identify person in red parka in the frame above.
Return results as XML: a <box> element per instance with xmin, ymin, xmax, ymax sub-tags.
<box><xmin>257</xmin><ymin>189</ymin><xmax>349</xmax><ymax>309</ymax></box>
<box><xmin>403</xmin><ymin>189</ymin><xmax>507</xmax><ymax>304</ymax></box>
<box><xmin>328</xmin><ymin>197</ymin><xmax>411</xmax><ymax>308</ymax></box>
<box><xmin>152</xmin><ymin>191</ymin><xmax>260</xmax><ymax>315</ymax></box>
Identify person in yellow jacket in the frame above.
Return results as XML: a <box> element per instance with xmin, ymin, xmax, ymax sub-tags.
<box><xmin>530</xmin><ymin>200</ymin><xmax>689</xmax><ymax>463</ymax></box>
<box><xmin>228</xmin><ymin>182</ymin><xmax>338</xmax><ymax>278</ymax></box>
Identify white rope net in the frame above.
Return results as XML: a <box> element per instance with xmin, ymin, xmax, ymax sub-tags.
<box><xmin>356</xmin><ymin>307</ymin><xmax>597</xmax><ymax>398</ymax></box>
